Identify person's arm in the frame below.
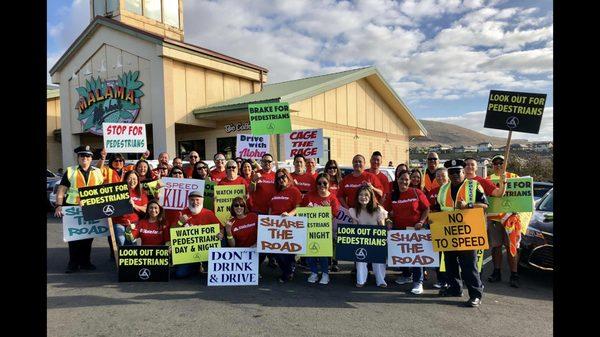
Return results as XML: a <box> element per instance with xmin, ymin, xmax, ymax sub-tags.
<box><xmin>54</xmin><ymin>185</ymin><xmax>68</xmax><ymax>217</ymax></box>
<box><xmin>414</xmin><ymin>208</ymin><xmax>430</xmax><ymax>230</ymax></box>
<box><xmin>225</xmin><ymin>220</ymin><xmax>235</xmax><ymax>247</ymax></box>
<box><xmin>97</xmin><ymin>148</ymin><xmax>107</xmax><ymax>169</ymax></box>
<box><xmin>491</xmin><ymin>174</ymin><xmax>507</xmax><ymax>197</ymax></box>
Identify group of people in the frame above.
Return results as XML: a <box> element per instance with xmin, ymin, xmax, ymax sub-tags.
<box><xmin>54</xmin><ymin>145</ymin><xmax>523</xmax><ymax>308</ymax></box>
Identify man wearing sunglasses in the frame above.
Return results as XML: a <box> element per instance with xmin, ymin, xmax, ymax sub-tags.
<box><xmin>423</xmin><ymin>152</ymin><xmax>441</xmax><ymax>194</ymax></box>
<box><xmin>218</xmin><ymin>160</ymin><xmax>250</xmax><ymax>191</ymax></box>
<box><xmin>210</xmin><ymin>153</ymin><xmax>228</xmax><ymax>183</ymax></box>
<box><xmin>184</xmin><ymin>151</ymin><xmax>200</xmax><ymax>178</ymax></box>
<box><xmin>54</xmin><ymin>145</ymin><xmax>105</xmax><ymax>273</ymax></box>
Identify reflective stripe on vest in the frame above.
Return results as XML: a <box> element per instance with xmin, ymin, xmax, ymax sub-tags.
<box><xmin>437</xmin><ymin>180</ymin><xmax>478</xmax><ymax>212</ymax></box>
<box><xmin>65</xmin><ymin>166</ymin><xmax>104</xmax><ymax>204</ymax></box>
<box><xmin>102</xmin><ymin>166</ymin><xmax>121</xmax><ymax>183</ymax></box>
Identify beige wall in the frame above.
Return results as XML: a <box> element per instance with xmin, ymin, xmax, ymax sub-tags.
<box><xmin>47</xmin><ymin>98</ymin><xmax>63</xmax><ymax>172</ymax></box>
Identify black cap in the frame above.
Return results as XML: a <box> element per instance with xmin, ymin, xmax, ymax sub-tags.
<box><xmin>444</xmin><ymin>159</ymin><xmax>465</xmax><ymax>170</ymax></box>
<box><xmin>74</xmin><ymin>145</ymin><xmax>93</xmax><ymax>155</ymax></box>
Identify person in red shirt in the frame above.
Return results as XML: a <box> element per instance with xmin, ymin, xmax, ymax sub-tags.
<box><xmin>112</xmin><ymin>170</ymin><xmax>149</xmax><ymax>246</ymax></box>
<box><xmin>409</xmin><ymin>168</ymin><xmax>424</xmax><ymax>190</ymax></box>
<box><xmin>130</xmin><ymin>200</ymin><xmax>168</xmax><ymax>246</ymax></box>
<box><xmin>324</xmin><ymin>159</ymin><xmax>342</xmax><ymax>195</ymax></box>
<box><xmin>172</xmin><ymin>190</ymin><xmax>223</xmax><ymax>279</ymax></box>
<box><xmin>225</xmin><ymin>197</ymin><xmax>258</xmax><ymax>248</ymax></box>
<box><xmin>306</xmin><ymin>157</ymin><xmax>319</xmax><ymax>179</ymax></box>
<box><xmin>387</xmin><ymin>169</ymin><xmax>430</xmax><ymax>295</ymax></box>
<box><xmin>240</xmin><ymin>159</ymin><xmax>255</xmax><ymax>186</ymax></box>
<box><xmin>218</xmin><ymin>160</ymin><xmax>249</xmax><ymax>192</ymax></box>
<box><xmin>290</xmin><ymin>154</ymin><xmax>315</xmax><ymax>195</ymax></box>
<box><xmin>209</xmin><ymin>153</ymin><xmax>227</xmax><ymax>183</ymax></box>
<box><xmin>366</xmin><ymin>151</ymin><xmax>391</xmax><ymax>205</ymax></box>
<box><xmin>337</xmin><ymin>154</ymin><xmax>384</xmax><ymax>209</ymax></box>
<box><xmin>183</xmin><ymin>151</ymin><xmax>200</xmax><ymax>178</ymax></box>
<box><xmin>249</xmin><ymin>154</ymin><xmax>276</xmax><ymax>215</ymax></box>
<box><xmin>269</xmin><ymin>168</ymin><xmax>303</xmax><ymax>283</ymax></box>
<box><xmin>390</xmin><ymin>163</ymin><xmax>409</xmax><ymax>194</ymax></box>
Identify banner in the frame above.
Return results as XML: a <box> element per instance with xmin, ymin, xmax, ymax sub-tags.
<box><xmin>158</xmin><ymin>178</ymin><xmax>205</xmax><ymax>210</ymax></box>
<box><xmin>333</xmin><ymin>206</ymin><xmax>353</xmax><ymax>232</ymax></box>
<box><xmin>256</xmin><ymin>215</ymin><xmax>307</xmax><ymax>254</ymax></box>
<box><xmin>483</xmin><ymin>90</ymin><xmax>547</xmax><ymax>134</ymax></box>
<box><xmin>248</xmin><ymin>102</ymin><xmax>292</xmax><ymax>135</ymax></box>
<box><xmin>62</xmin><ymin>206</ymin><xmax>110</xmax><ymax>242</ymax></box>
<box><xmin>283</xmin><ymin>129</ymin><xmax>323</xmax><ymax>159</ymax></box>
<box><xmin>203</xmin><ymin>181</ymin><xmax>216</xmax><ymax>211</ymax></box>
<box><xmin>118</xmin><ymin>246</ymin><xmax>169</xmax><ymax>282</ymax></box>
<box><xmin>207</xmin><ymin>248</ymin><xmax>259</xmax><ymax>286</ymax></box>
<box><xmin>429</xmin><ymin>208</ymin><xmax>489</xmax><ymax>252</ymax></box>
<box><xmin>170</xmin><ymin>224</ymin><xmax>221</xmax><ymax>265</ymax></box>
<box><xmin>79</xmin><ymin>182</ymin><xmax>133</xmax><ymax>221</ymax></box>
<box><xmin>214</xmin><ymin>185</ymin><xmax>246</xmax><ymax>226</ymax></box>
<box><xmin>387</xmin><ymin>230</ymin><xmax>439</xmax><ymax>267</ymax></box>
<box><xmin>335</xmin><ymin>224</ymin><xmax>387</xmax><ymax>263</ymax></box>
<box><xmin>236</xmin><ymin>134</ymin><xmax>270</xmax><ymax>160</ymax></box>
<box><xmin>103</xmin><ymin>123</ymin><xmax>147</xmax><ymax>153</ymax></box>
<box><xmin>297</xmin><ymin>206</ymin><xmax>333</xmax><ymax>257</ymax></box>
<box><xmin>487</xmin><ymin>177</ymin><xmax>534</xmax><ymax>213</ymax></box>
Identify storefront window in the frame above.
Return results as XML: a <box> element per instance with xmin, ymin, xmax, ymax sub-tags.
<box><xmin>125</xmin><ymin>0</ymin><xmax>142</xmax><ymax>15</ymax></box>
<box><xmin>178</xmin><ymin>140</ymin><xmax>206</xmax><ymax>160</ymax></box>
<box><xmin>163</xmin><ymin>0</ymin><xmax>179</xmax><ymax>28</ymax></box>
<box><xmin>144</xmin><ymin>0</ymin><xmax>162</xmax><ymax>21</ymax></box>
<box><xmin>217</xmin><ymin>137</ymin><xmax>237</xmax><ymax>160</ymax></box>
<box><xmin>319</xmin><ymin>137</ymin><xmax>330</xmax><ymax>164</ymax></box>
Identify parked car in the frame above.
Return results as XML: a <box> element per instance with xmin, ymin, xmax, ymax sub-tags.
<box><xmin>47</xmin><ymin>170</ymin><xmax>61</xmax><ymax>211</ymax></box>
<box><xmin>533</xmin><ymin>182</ymin><xmax>553</xmax><ymax>201</ymax></box>
<box><xmin>519</xmin><ymin>188</ymin><xmax>553</xmax><ymax>271</ymax></box>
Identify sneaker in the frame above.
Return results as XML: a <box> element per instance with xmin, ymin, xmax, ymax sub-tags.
<box><xmin>355</xmin><ymin>283</ymin><xmax>365</xmax><ymax>288</ymax></box>
<box><xmin>377</xmin><ymin>282</ymin><xmax>388</xmax><ymax>288</ymax></box>
<box><xmin>466</xmin><ymin>297</ymin><xmax>482</xmax><ymax>307</ymax></box>
<box><xmin>433</xmin><ymin>282</ymin><xmax>445</xmax><ymax>289</ymax></box>
<box><xmin>307</xmin><ymin>273</ymin><xmax>319</xmax><ymax>283</ymax></box>
<box><xmin>411</xmin><ymin>283</ymin><xmax>424</xmax><ymax>295</ymax></box>
<box><xmin>395</xmin><ymin>276</ymin><xmax>412</xmax><ymax>285</ymax></box>
<box><xmin>510</xmin><ymin>274</ymin><xmax>520</xmax><ymax>288</ymax></box>
<box><xmin>487</xmin><ymin>269</ymin><xmax>502</xmax><ymax>283</ymax></box>
<box><xmin>79</xmin><ymin>263</ymin><xmax>96</xmax><ymax>271</ymax></box>
<box><xmin>319</xmin><ymin>273</ymin><xmax>330</xmax><ymax>285</ymax></box>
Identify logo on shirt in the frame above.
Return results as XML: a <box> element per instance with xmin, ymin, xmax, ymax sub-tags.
<box><xmin>393</xmin><ymin>198</ymin><xmax>418</xmax><ymax>204</ymax></box>
<box><xmin>102</xmin><ymin>204</ymin><xmax>115</xmax><ymax>216</ymax></box>
<box><xmin>138</xmin><ymin>268</ymin><xmax>151</xmax><ymax>280</ymax></box>
<box><xmin>345</xmin><ymin>184</ymin><xmax>362</xmax><ymax>188</ymax></box>
<box><xmin>271</xmin><ymin>196</ymin><xmax>290</xmax><ymax>201</ymax></box>
<box><xmin>355</xmin><ymin>247</ymin><xmax>367</xmax><ymax>260</ymax></box>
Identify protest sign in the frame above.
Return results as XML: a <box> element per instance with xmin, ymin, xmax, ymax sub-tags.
<box><xmin>79</xmin><ymin>182</ymin><xmax>133</xmax><ymax>221</ymax></box>
<box><xmin>283</xmin><ymin>129</ymin><xmax>323</xmax><ymax>159</ymax></box>
<box><xmin>62</xmin><ymin>206</ymin><xmax>110</xmax><ymax>242</ymax></box>
<box><xmin>118</xmin><ymin>246</ymin><xmax>169</xmax><ymax>282</ymax></box>
<box><xmin>170</xmin><ymin>224</ymin><xmax>221</xmax><ymax>265</ymax></box>
<box><xmin>297</xmin><ymin>206</ymin><xmax>333</xmax><ymax>257</ymax></box>
<box><xmin>203</xmin><ymin>181</ymin><xmax>216</xmax><ymax>211</ymax></box>
<box><xmin>333</xmin><ymin>206</ymin><xmax>353</xmax><ymax>231</ymax></box>
<box><xmin>387</xmin><ymin>230</ymin><xmax>439</xmax><ymax>267</ymax></box>
<box><xmin>256</xmin><ymin>215</ymin><xmax>307</xmax><ymax>254</ymax></box>
<box><xmin>483</xmin><ymin>90</ymin><xmax>547</xmax><ymax>134</ymax></box>
<box><xmin>236</xmin><ymin>134</ymin><xmax>270</xmax><ymax>160</ymax></box>
<box><xmin>207</xmin><ymin>248</ymin><xmax>259</xmax><ymax>286</ymax></box>
<box><xmin>214</xmin><ymin>185</ymin><xmax>246</xmax><ymax>226</ymax></box>
<box><xmin>248</xmin><ymin>102</ymin><xmax>292</xmax><ymax>135</ymax></box>
<box><xmin>102</xmin><ymin>123</ymin><xmax>147</xmax><ymax>153</ymax></box>
<box><xmin>158</xmin><ymin>178</ymin><xmax>205</xmax><ymax>210</ymax></box>
<box><xmin>335</xmin><ymin>224</ymin><xmax>387</xmax><ymax>263</ymax></box>
<box><xmin>487</xmin><ymin>177</ymin><xmax>534</xmax><ymax>213</ymax></box>
<box><xmin>429</xmin><ymin>208</ymin><xmax>489</xmax><ymax>252</ymax></box>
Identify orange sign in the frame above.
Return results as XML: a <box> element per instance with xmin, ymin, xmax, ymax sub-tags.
<box><xmin>429</xmin><ymin>208</ymin><xmax>489</xmax><ymax>252</ymax></box>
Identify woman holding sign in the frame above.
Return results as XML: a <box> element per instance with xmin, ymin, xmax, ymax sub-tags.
<box><xmin>135</xmin><ymin>160</ymin><xmax>161</xmax><ymax>199</ymax></box>
<box><xmin>268</xmin><ymin>168</ymin><xmax>303</xmax><ymax>283</ymax></box>
<box><xmin>112</xmin><ymin>170</ymin><xmax>148</xmax><ymax>246</ymax></box>
<box><xmin>349</xmin><ymin>185</ymin><xmax>389</xmax><ymax>288</ymax></box>
<box><xmin>386</xmin><ymin>170</ymin><xmax>430</xmax><ymax>294</ymax></box>
<box><xmin>225</xmin><ymin>197</ymin><xmax>260</xmax><ymax>250</ymax></box>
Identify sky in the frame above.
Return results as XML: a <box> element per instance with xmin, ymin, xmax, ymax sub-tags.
<box><xmin>47</xmin><ymin>0</ymin><xmax>553</xmax><ymax>141</ymax></box>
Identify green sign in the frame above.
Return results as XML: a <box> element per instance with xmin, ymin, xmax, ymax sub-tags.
<box><xmin>170</xmin><ymin>224</ymin><xmax>221</xmax><ymax>265</ymax></box>
<box><xmin>75</xmin><ymin>71</ymin><xmax>144</xmax><ymax>135</ymax></box>
<box><xmin>297</xmin><ymin>206</ymin><xmax>333</xmax><ymax>257</ymax></box>
<box><xmin>203</xmin><ymin>181</ymin><xmax>216</xmax><ymax>211</ymax></box>
<box><xmin>214</xmin><ymin>185</ymin><xmax>246</xmax><ymax>226</ymax></box>
<box><xmin>248</xmin><ymin>102</ymin><xmax>292</xmax><ymax>135</ymax></box>
<box><xmin>488</xmin><ymin>177</ymin><xmax>534</xmax><ymax>213</ymax></box>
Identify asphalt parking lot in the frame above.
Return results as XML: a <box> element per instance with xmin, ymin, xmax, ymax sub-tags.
<box><xmin>47</xmin><ymin>214</ymin><xmax>553</xmax><ymax>337</ymax></box>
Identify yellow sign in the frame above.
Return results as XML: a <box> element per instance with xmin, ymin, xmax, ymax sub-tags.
<box><xmin>429</xmin><ymin>208</ymin><xmax>489</xmax><ymax>252</ymax></box>
<box><xmin>297</xmin><ymin>206</ymin><xmax>333</xmax><ymax>257</ymax></box>
<box><xmin>170</xmin><ymin>224</ymin><xmax>221</xmax><ymax>265</ymax></box>
<box><xmin>214</xmin><ymin>185</ymin><xmax>246</xmax><ymax>226</ymax></box>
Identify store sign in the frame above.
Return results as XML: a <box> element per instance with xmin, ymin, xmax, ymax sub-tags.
<box><xmin>225</xmin><ymin>122</ymin><xmax>251</xmax><ymax>133</ymax></box>
<box><xmin>75</xmin><ymin>71</ymin><xmax>144</xmax><ymax>135</ymax></box>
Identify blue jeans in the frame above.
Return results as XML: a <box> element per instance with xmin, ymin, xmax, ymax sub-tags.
<box><xmin>172</xmin><ymin>263</ymin><xmax>201</xmax><ymax>279</ymax></box>
<box><xmin>307</xmin><ymin>257</ymin><xmax>329</xmax><ymax>274</ymax></box>
<box><xmin>411</xmin><ymin>267</ymin><xmax>424</xmax><ymax>284</ymax></box>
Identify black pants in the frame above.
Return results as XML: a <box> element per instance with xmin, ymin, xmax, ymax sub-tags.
<box><xmin>68</xmin><ymin>238</ymin><xmax>94</xmax><ymax>267</ymax></box>
<box><xmin>444</xmin><ymin>250</ymin><xmax>483</xmax><ymax>299</ymax></box>
<box><xmin>275</xmin><ymin>254</ymin><xmax>296</xmax><ymax>279</ymax></box>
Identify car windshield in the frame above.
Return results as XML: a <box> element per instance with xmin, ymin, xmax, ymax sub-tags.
<box><xmin>538</xmin><ymin>190</ymin><xmax>553</xmax><ymax>212</ymax></box>
<box><xmin>533</xmin><ymin>184</ymin><xmax>552</xmax><ymax>199</ymax></box>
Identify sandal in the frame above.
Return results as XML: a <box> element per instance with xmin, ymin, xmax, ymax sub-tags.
<box><xmin>356</xmin><ymin>283</ymin><xmax>365</xmax><ymax>288</ymax></box>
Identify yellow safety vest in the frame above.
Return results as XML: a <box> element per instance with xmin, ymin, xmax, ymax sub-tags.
<box><xmin>65</xmin><ymin>166</ymin><xmax>104</xmax><ymax>205</ymax></box>
<box><xmin>437</xmin><ymin>179</ymin><xmax>478</xmax><ymax>211</ymax></box>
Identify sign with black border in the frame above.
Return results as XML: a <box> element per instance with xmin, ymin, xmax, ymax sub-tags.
<box><xmin>118</xmin><ymin>246</ymin><xmax>170</xmax><ymax>282</ymax></box>
<box><xmin>483</xmin><ymin>90</ymin><xmax>547</xmax><ymax>134</ymax></box>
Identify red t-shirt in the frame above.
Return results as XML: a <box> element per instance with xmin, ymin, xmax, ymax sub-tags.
<box><xmin>291</xmin><ymin>172</ymin><xmax>315</xmax><ymax>194</ymax></box>
<box><xmin>301</xmin><ymin>191</ymin><xmax>340</xmax><ymax>218</ymax></box>
<box><xmin>337</xmin><ymin>171</ymin><xmax>384</xmax><ymax>208</ymax></box>
<box><xmin>269</xmin><ymin>186</ymin><xmax>302</xmax><ymax>215</ymax></box>
<box><xmin>184</xmin><ymin>166</ymin><xmax>193</xmax><ymax>179</ymax></box>
<box><xmin>329</xmin><ymin>181</ymin><xmax>339</xmax><ymax>195</ymax></box>
<box><xmin>209</xmin><ymin>169</ymin><xmax>227</xmax><ymax>184</ymax></box>
<box><xmin>112</xmin><ymin>188</ymin><xmax>148</xmax><ymax>225</ymax></box>
<box><xmin>250</xmin><ymin>170</ymin><xmax>276</xmax><ymax>214</ymax></box>
<box><xmin>426</xmin><ymin>186</ymin><xmax>441</xmax><ymax>211</ymax></box>
<box><xmin>181</xmin><ymin>208</ymin><xmax>223</xmax><ymax>229</ymax></box>
<box><xmin>132</xmin><ymin>219</ymin><xmax>167</xmax><ymax>246</ymax></box>
<box><xmin>387</xmin><ymin>188</ymin><xmax>430</xmax><ymax>229</ymax></box>
<box><xmin>218</xmin><ymin>176</ymin><xmax>249</xmax><ymax>191</ymax></box>
<box><xmin>228</xmin><ymin>212</ymin><xmax>258</xmax><ymax>247</ymax></box>
<box><xmin>470</xmin><ymin>176</ymin><xmax>497</xmax><ymax>196</ymax></box>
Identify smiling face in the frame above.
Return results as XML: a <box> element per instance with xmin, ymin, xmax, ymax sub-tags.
<box><xmin>158</xmin><ymin>152</ymin><xmax>169</xmax><ymax>165</ymax></box>
<box><xmin>126</xmin><ymin>172</ymin><xmax>139</xmax><ymax>189</ymax></box>
<box><xmin>358</xmin><ymin>189</ymin><xmax>371</xmax><ymax>206</ymax></box>
<box><xmin>188</xmin><ymin>151</ymin><xmax>199</xmax><ymax>165</ymax></box>
<box><xmin>370</xmin><ymin>155</ymin><xmax>382</xmax><ymax>170</ymax></box>
<box><xmin>215</xmin><ymin>154</ymin><xmax>226</xmax><ymax>170</ymax></box>
<box><xmin>77</xmin><ymin>153</ymin><xmax>92</xmax><ymax>169</ymax></box>
<box><xmin>464</xmin><ymin>159</ymin><xmax>477</xmax><ymax>176</ymax></box>
<box><xmin>306</xmin><ymin>158</ymin><xmax>316</xmax><ymax>173</ymax></box>
<box><xmin>232</xmin><ymin>200</ymin><xmax>246</xmax><ymax>216</ymax></box>
<box><xmin>261</xmin><ymin>155</ymin><xmax>273</xmax><ymax>171</ymax></box>
<box><xmin>225</xmin><ymin>160</ymin><xmax>238</xmax><ymax>179</ymax></box>
<box><xmin>173</xmin><ymin>158</ymin><xmax>183</xmax><ymax>168</ymax></box>
<box><xmin>435</xmin><ymin>169</ymin><xmax>449</xmax><ymax>186</ymax></box>
<box><xmin>397</xmin><ymin>172</ymin><xmax>410</xmax><ymax>192</ymax></box>
<box><xmin>352</xmin><ymin>155</ymin><xmax>365</xmax><ymax>173</ymax></box>
<box><xmin>276</xmin><ymin>172</ymin><xmax>289</xmax><ymax>189</ymax></box>
<box><xmin>410</xmin><ymin>171</ymin><xmax>421</xmax><ymax>187</ymax></box>
<box><xmin>316</xmin><ymin>177</ymin><xmax>329</xmax><ymax>193</ymax></box>
<box><xmin>136</xmin><ymin>162</ymin><xmax>149</xmax><ymax>176</ymax></box>
<box><xmin>293</xmin><ymin>157</ymin><xmax>305</xmax><ymax>174</ymax></box>
<box><xmin>111</xmin><ymin>157</ymin><xmax>124</xmax><ymax>170</ymax></box>
<box><xmin>242</xmin><ymin>162</ymin><xmax>253</xmax><ymax>177</ymax></box>
<box><xmin>147</xmin><ymin>202</ymin><xmax>160</xmax><ymax>218</ymax></box>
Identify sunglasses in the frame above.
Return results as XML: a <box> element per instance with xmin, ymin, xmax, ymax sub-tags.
<box><xmin>493</xmin><ymin>162</ymin><xmax>504</xmax><ymax>166</ymax></box>
<box><xmin>276</xmin><ymin>175</ymin><xmax>287</xmax><ymax>180</ymax></box>
<box><xmin>317</xmin><ymin>181</ymin><xmax>328</xmax><ymax>186</ymax></box>
<box><xmin>232</xmin><ymin>204</ymin><xmax>245</xmax><ymax>208</ymax></box>
<box><xmin>262</xmin><ymin>160</ymin><xmax>273</xmax><ymax>164</ymax></box>
<box><xmin>427</xmin><ymin>158</ymin><xmax>438</xmax><ymax>161</ymax></box>
<box><xmin>78</xmin><ymin>154</ymin><xmax>92</xmax><ymax>158</ymax></box>
<box><xmin>172</xmin><ymin>171</ymin><xmax>183</xmax><ymax>175</ymax></box>
<box><xmin>226</xmin><ymin>166</ymin><xmax>237</xmax><ymax>169</ymax></box>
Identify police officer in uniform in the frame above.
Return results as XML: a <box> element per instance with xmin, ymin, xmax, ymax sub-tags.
<box><xmin>54</xmin><ymin>145</ymin><xmax>104</xmax><ymax>273</ymax></box>
<box><xmin>436</xmin><ymin>159</ymin><xmax>488</xmax><ymax>307</ymax></box>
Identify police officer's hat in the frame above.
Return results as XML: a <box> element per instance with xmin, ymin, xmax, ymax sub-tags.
<box><xmin>188</xmin><ymin>190</ymin><xmax>204</xmax><ymax>198</ymax></box>
<box><xmin>444</xmin><ymin>159</ymin><xmax>466</xmax><ymax>170</ymax></box>
<box><xmin>74</xmin><ymin>145</ymin><xmax>94</xmax><ymax>156</ymax></box>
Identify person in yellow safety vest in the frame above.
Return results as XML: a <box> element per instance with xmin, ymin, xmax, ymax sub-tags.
<box><xmin>485</xmin><ymin>154</ymin><xmax>529</xmax><ymax>288</ymax></box>
<box><xmin>423</xmin><ymin>152</ymin><xmax>441</xmax><ymax>195</ymax></box>
<box><xmin>435</xmin><ymin>159</ymin><xmax>488</xmax><ymax>308</ymax></box>
<box><xmin>54</xmin><ymin>145</ymin><xmax>104</xmax><ymax>274</ymax></box>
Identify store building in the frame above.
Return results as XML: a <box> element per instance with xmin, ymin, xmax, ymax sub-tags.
<box><xmin>49</xmin><ymin>0</ymin><xmax>426</xmax><ymax>167</ymax></box>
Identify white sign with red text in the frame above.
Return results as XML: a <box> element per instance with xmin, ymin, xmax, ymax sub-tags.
<box><xmin>102</xmin><ymin>123</ymin><xmax>147</xmax><ymax>153</ymax></box>
<box><xmin>158</xmin><ymin>178</ymin><xmax>205</xmax><ymax>210</ymax></box>
<box><xmin>235</xmin><ymin>134</ymin><xmax>270</xmax><ymax>160</ymax></box>
<box><xmin>387</xmin><ymin>230</ymin><xmax>439</xmax><ymax>267</ymax></box>
<box><xmin>283</xmin><ymin>129</ymin><xmax>323</xmax><ymax>159</ymax></box>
